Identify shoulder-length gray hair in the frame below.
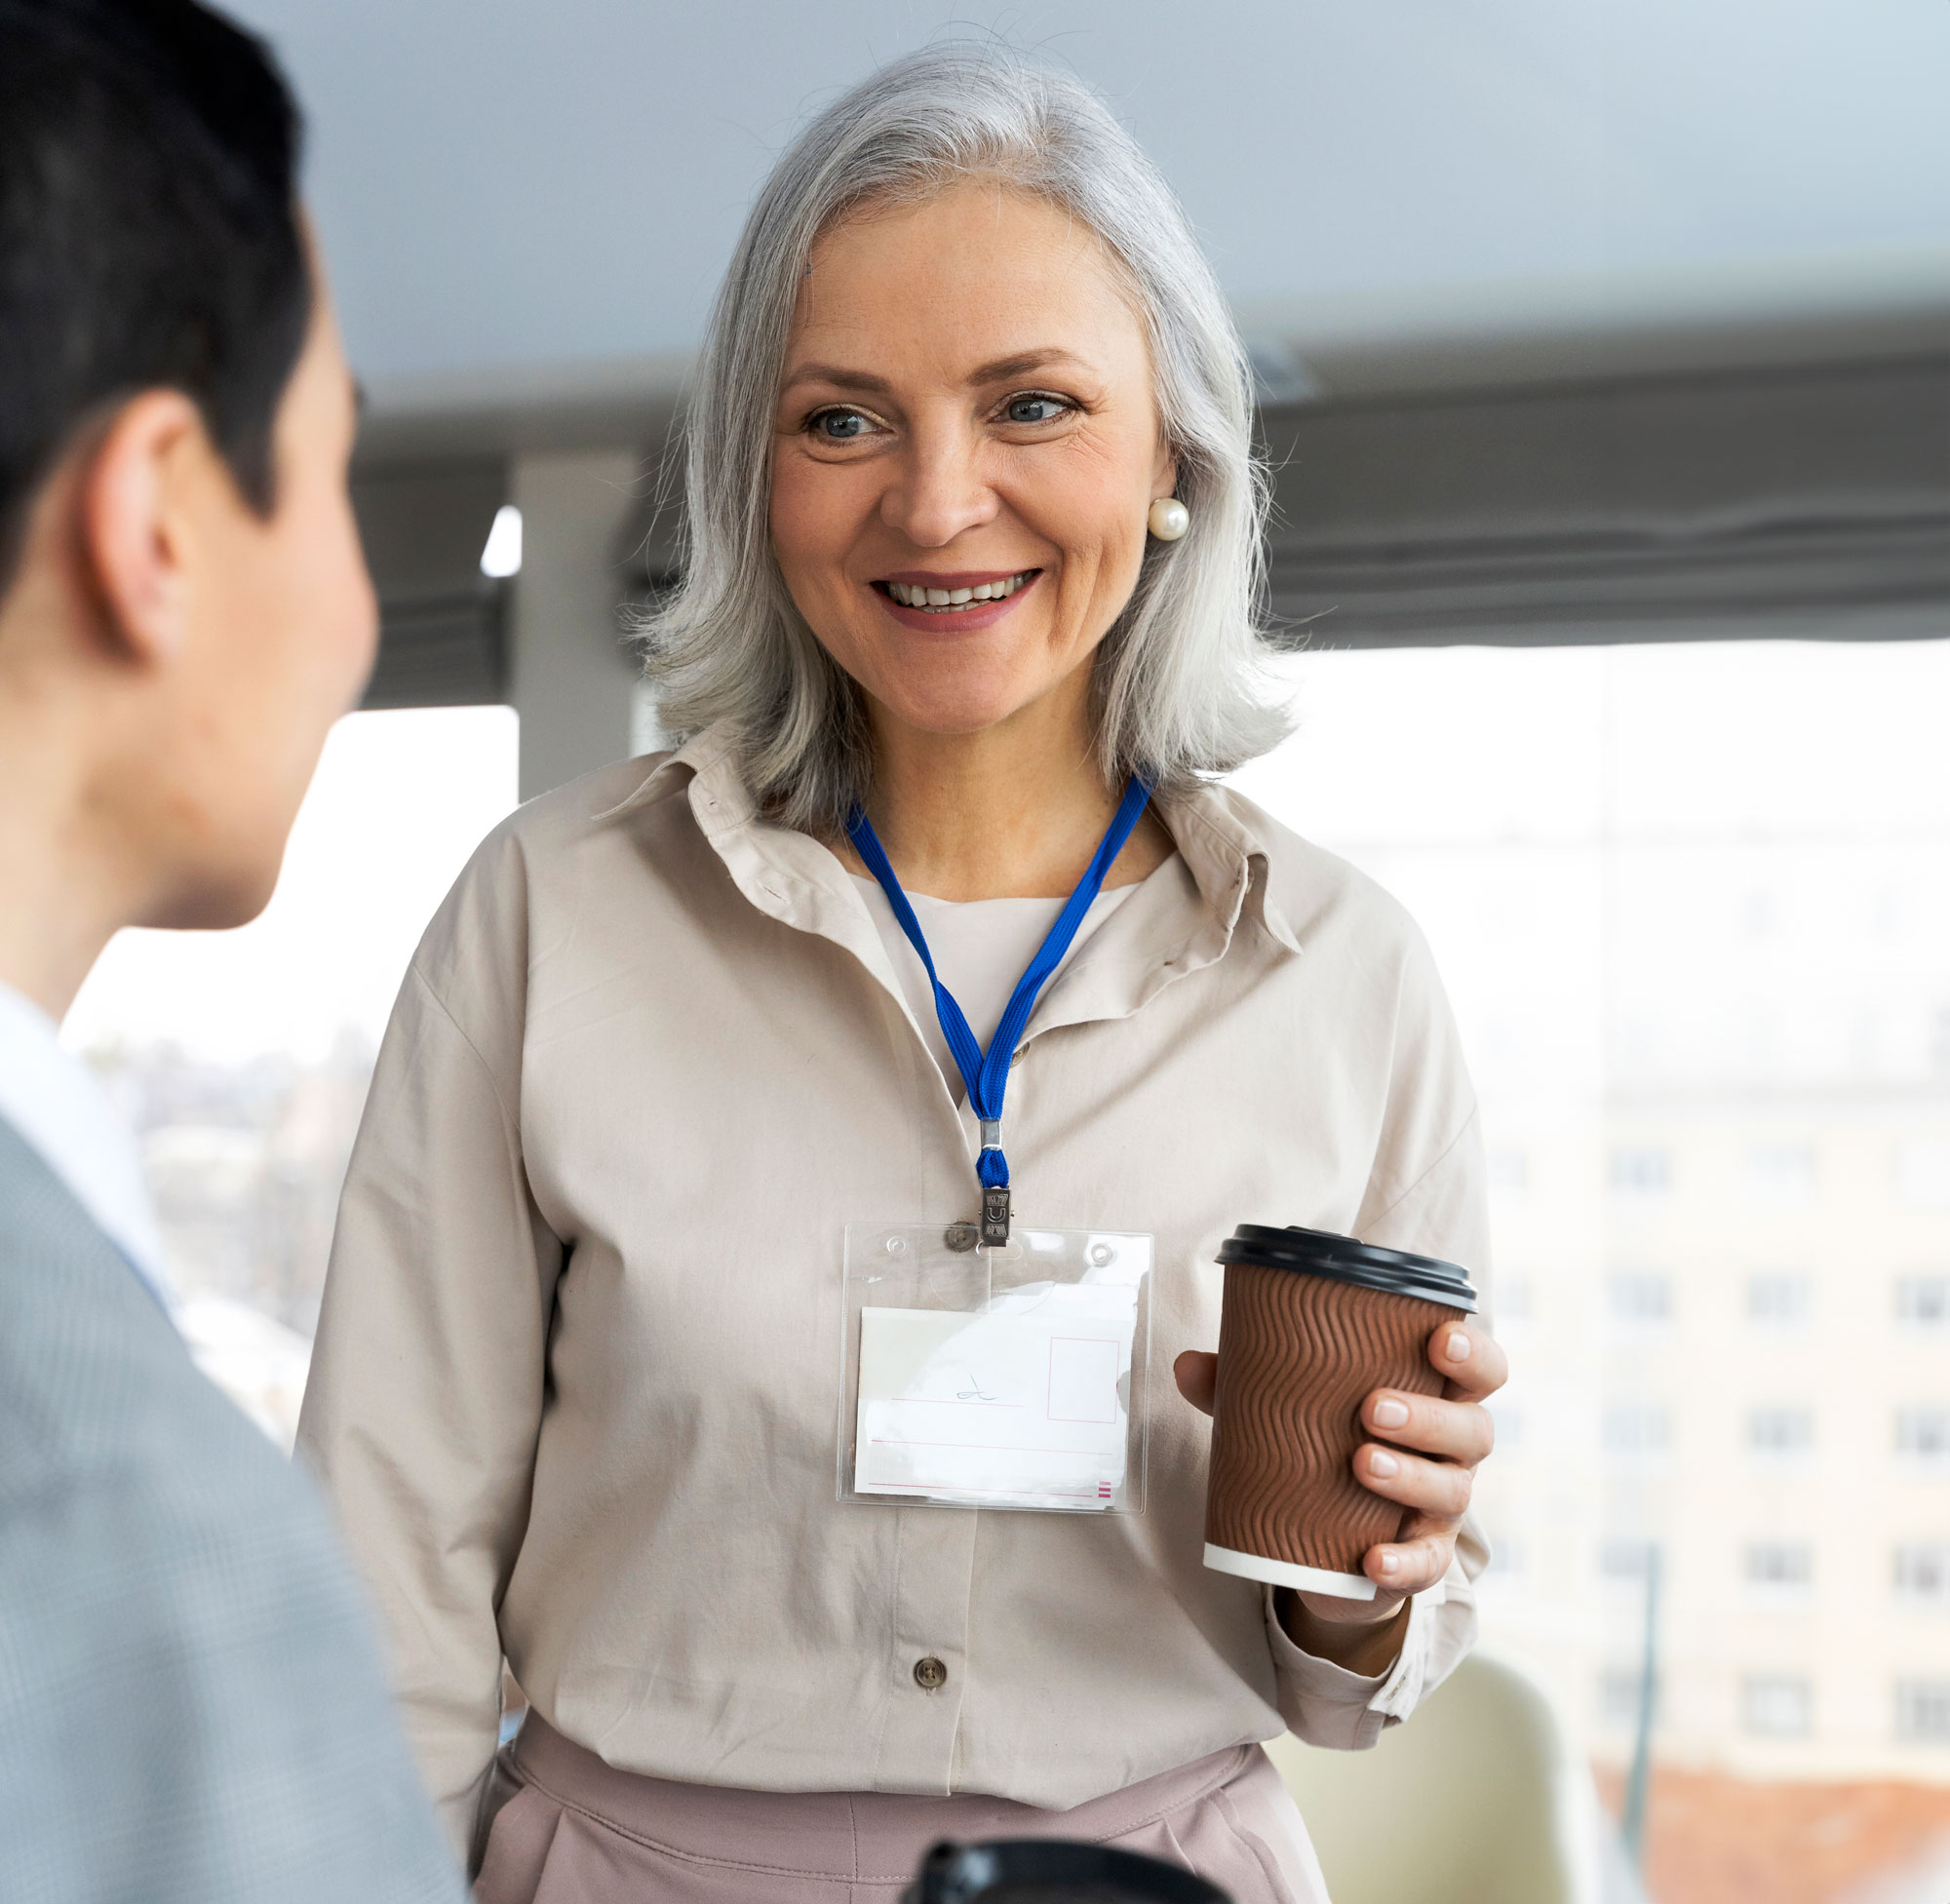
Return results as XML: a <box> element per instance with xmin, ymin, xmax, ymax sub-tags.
<box><xmin>641</xmin><ymin>42</ymin><xmax>1287</xmax><ymax>832</ymax></box>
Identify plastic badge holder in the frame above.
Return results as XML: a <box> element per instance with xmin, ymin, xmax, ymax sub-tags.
<box><xmin>838</xmin><ymin>1223</ymin><xmax>1153</xmax><ymax>1514</ymax></box>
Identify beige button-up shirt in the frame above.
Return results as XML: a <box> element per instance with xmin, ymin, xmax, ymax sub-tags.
<box><xmin>298</xmin><ymin>724</ymin><xmax>1491</xmax><ymax>1861</ymax></box>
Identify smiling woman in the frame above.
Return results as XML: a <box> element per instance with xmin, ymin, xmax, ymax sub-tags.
<box><xmin>644</xmin><ymin>47</ymin><xmax>1282</xmax><ymax>839</ymax></box>
<box><xmin>298</xmin><ymin>42</ymin><xmax>1505</xmax><ymax>1904</ymax></box>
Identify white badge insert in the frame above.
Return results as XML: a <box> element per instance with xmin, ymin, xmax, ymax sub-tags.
<box><xmin>839</xmin><ymin>1223</ymin><xmax>1153</xmax><ymax>1513</ymax></box>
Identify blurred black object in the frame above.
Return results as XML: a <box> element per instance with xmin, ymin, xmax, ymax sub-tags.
<box><xmin>903</xmin><ymin>1839</ymin><xmax>1233</xmax><ymax>1904</ymax></box>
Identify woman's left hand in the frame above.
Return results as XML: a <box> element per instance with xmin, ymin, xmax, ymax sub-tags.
<box><xmin>1174</xmin><ymin>1319</ymin><xmax>1507</xmax><ymax>1669</ymax></box>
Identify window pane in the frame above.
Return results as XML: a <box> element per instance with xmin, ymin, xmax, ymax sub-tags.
<box><xmin>1744</xmin><ymin>1676</ymin><xmax>1814</xmax><ymax>1738</ymax></box>
<box><xmin>63</xmin><ymin>708</ymin><xmax>519</xmax><ymax>1444</ymax></box>
<box><xmin>1896</xmin><ymin>1274</ymin><xmax>1950</xmax><ymax>1324</ymax></box>
<box><xmin>1894</xmin><ymin>1545</ymin><xmax>1950</xmax><ymax>1607</ymax></box>
<box><xmin>1229</xmin><ymin>639</ymin><xmax>1950</xmax><ymax>1888</ymax></box>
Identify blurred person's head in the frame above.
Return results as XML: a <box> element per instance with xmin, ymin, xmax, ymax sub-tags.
<box><xmin>643</xmin><ymin>43</ymin><xmax>1284</xmax><ymax>833</ymax></box>
<box><xmin>0</xmin><ymin>0</ymin><xmax>373</xmax><ymax>1017</ymax></box>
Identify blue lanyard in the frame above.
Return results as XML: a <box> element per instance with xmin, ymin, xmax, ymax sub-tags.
<box><xmin>847</xmin><ymin>776</ymin><xmax>1152</xmax><ymax>1246</ymax></box>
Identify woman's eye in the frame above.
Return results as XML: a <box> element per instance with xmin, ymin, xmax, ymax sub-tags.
<box><xmin>812</xmin><ymin>408</ymin><xmax>873</xmax><ymax>442</ymax></box>
<box><xmin>1003</xmin><ymin>394</ymin><xmax>1071</xmax><ymax>426</ymax></box>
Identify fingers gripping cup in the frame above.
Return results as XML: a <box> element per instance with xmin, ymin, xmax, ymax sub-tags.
<box><xmin>1202</xmin><ymin>1225</ymin><xmax>1478</xmax><ymax>1601</ymax></box>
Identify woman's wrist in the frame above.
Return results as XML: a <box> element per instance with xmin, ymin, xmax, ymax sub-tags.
<box><xmin>1274</xmin><ymin>1587</ymin><xmax>1412</xmax><ymax>1678</ymax></box>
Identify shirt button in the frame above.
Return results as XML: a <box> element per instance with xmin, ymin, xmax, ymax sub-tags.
<box><xmin>913</xmin><ymin>1655</ymin><xmax>949</xmax><ymax>1691</ymax></box>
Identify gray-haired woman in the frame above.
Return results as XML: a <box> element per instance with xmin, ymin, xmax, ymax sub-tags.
<box><xmin>300</xmin><ymin>44</ymin><xmax>1506</xmax><ymax>1904</ymax></box>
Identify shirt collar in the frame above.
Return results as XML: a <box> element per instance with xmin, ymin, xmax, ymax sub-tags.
<box><xmin>592</xmin><ymin>722</ymin><xmax>1304</xmax><ymax>1035</ymax></box>
<box><xmin>0</xmin><ymin>981</ymin><xmax>176</xmax><ymax>1313</ymax></box>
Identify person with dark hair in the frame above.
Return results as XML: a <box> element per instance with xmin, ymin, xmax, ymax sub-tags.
<box><xmin>0</xmin><ymin>2</ymin><xmax>464</xmax><ymax>1897</ymax></box>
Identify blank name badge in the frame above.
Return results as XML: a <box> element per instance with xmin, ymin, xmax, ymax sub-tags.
<box><xmin>839</xmin><ymin>1224</ymin><xmax>1152</xmax><ymax>1514</ymax></box>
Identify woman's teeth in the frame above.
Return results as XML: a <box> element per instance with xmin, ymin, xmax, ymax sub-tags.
<box><xmin>886</xmin><ymin>571</ymin><xmax>1034</xmax><ymax>609</ymax></box>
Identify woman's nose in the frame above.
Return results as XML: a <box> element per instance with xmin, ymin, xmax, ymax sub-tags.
<box><xmin>878</xmin><ymin>430</ymin><xmax>998</xmax><ymax>549</ymax></box>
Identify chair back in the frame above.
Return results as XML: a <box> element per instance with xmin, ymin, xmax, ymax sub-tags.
<box><xmin>1263</xmin><ymin>1652</ymin><xmax>1609</xmax><ymax>1904</ymax></box>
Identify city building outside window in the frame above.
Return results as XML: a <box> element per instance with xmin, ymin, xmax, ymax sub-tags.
<box><xmin>1746</xmin><ymin>1270</ymin><xmax>1812</xmax><ymax>1326</ymax></box>
<box><xmin>1744</xmin><ymin>1542</ymin><xmax>1814</xmax><ymax>1601</ymax></box>
<box><xmin>1746</xmin><ymin>1145</ymin><xmax>1818</xmax><ymax>1206</ymax></box>
<box><xmin>1895</xmin><ymin>1681</ymin><xmax>1950</xmax><ymax>1745</ymax></box>
<box><xmin>1896</xmin><ymin>1273</ymin><xmax>1950</xmax><ymax>1325</ymax></box>
<box><xmin>1603</xmin><ymin>1403</ymin><xmax>1671</xmax><ymax>1463</ymax></box>
<box><xmin>1599</xmin><ymin>1538</ymin><xmax>1658</xmax><ymax>1583</ymax></box>
<box><xmin>1896</xmin><ymin>1408</ymin><xmax>1950</xmax><ymax>1466</ymax></box>
<box><xmin>1482</xmin><ymin>1533</ymin><xmax>1526</xmax><ymax>1578</ymax></box>
<box><xmin>1601</xmin><ymin>1669</ymin><xmax>1646</xmax><ymax>1731</ymax></box>
<box><xmin>1609</xmin><ymin>1146</ymin><xmax>1672</xmax><ymax>1199</ymax></box>
<box><xmin>1608</xmin><ymin>1272</ymin><xmax>1672</xmax><ymax>1324</ymax></box>
<box><xmin>1744</xmin><ymin>1675</ymin><xmax>1814</xmax><ymax>1739</ymax></box>
<box><xmin>1896</xmin><ymin>1141</ymin><xmax>1950</xmax><ymax>1208</ymax></box>
<box><xmin>1747</xmin><ymin>1406</ymin><xmax>1815</xmax><ymax>1459</ymax></box>
<box><xmin>63</xmin><ymin>707</ymin><xmax>519</xmax><ymax>1446</ymax></box>
<box><xmin>1229</xmin><ymin>638</ymin><xmax>1950</xmax><ymax>1886</ymax></box>
<box><xmin>77</xmin><ymin>639</ymin><xmax>1950</xmax><ymax>1888</ymax></box>
<box><xmin>1894</xmin><ymin>1544</ymin><xmax>1950</xmax><ymax>1609</ymax></box>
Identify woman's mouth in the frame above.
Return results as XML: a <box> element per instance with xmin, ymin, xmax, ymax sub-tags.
<box><xmin>878</xmin><ymin>568</ymin><xmax>1039</xmax><ymax>611</ymax></box>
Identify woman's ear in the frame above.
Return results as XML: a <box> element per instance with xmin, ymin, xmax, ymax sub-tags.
<box><xmin>79</xmin><ymin>389</ymin><xmax>209</xmax><ymax>668</ymax></box>
<box><xmin>1151</xmin><ymin>442</ymin><xmax>1178</xmax><ymax>503</ymax></box>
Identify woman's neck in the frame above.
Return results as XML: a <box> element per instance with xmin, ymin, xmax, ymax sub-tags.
<box><xmin>838</xmin><ymin>679</ymin><xmax>1174</xmax><ymax>902</ymax></box>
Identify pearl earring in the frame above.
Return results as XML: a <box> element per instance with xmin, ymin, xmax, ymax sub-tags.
<box><xmin>1148</xmin><ymin>497</ymin><xmax>1190</xmax><ymax>541</ymax></box>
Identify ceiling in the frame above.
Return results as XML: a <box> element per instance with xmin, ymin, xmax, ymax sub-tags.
<box><xmin>234</xmin><ymin>0</ymin><xmax>1950</xmax><ymax>399</ymax></box>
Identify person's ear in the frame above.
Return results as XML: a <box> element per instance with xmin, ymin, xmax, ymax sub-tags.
<box><xmin>1150</xmin><ymin>441</ymin><xmax>1178</xmax><ymax>503</ymax></box>
<box><xmin>79</xmin><ymin>390</ymin><xmax>209</xmax><ymax>667</ymax></box>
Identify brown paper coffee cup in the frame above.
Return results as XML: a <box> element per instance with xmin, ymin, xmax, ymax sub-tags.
<box><xmin>1202</xmin><ymin>1225</ymin><xmax>1477</xmax><ymax>1600</ymax></box>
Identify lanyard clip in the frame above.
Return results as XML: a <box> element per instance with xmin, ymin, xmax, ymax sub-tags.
<box><xmin>980</xmin><ymin>1183</ymin><xmax>1011</xmax><ymax>1250</ymax></box>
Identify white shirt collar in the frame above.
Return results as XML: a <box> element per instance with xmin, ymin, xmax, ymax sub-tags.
<box><xmin>0</xmin><ymin>980</ymin><xmax>175</xmax><ymax>1312</ymax></box>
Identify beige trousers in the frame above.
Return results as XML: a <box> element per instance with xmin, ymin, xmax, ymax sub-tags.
<box><xmin>474</xmin><ymin>1715</ymin><xmax>1330</xmax><ymax>1904</ymax></box>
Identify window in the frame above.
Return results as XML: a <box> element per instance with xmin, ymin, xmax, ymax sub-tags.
<box><xmin>1604</xmin><ymin>1404</ymin><xmax>1669</xmax><ymax>1460</ymax></box>
<box><xmin>1601</xmin><ymin>1669</ymin><xmax>1648</xmax><ymax>1729</ymax></box>
<box><xmin>63</xmin><ymin>708</ymin><xmax>520</xmax><ymax>1444</ymax></box>
<box><xmin>1610</xmin><ymin>1146</ymin><xmax>1671</xmax><ymax>1198</ymax></box>
<box><xmin>1487</xmin><ymin>1147</ymin><xmax>1529</xmax><ymax>1192</ymax></box>
<box><xmin>1748</xmin><ymin>1407</ymin><xmax>1814</xmax><ymax>1458</ymax></box>
<box><xmin>1895</xmin><ymin>1409</ymin><xmax>1950</xmax><ymax>1464</ymax></box>
<box><xmin>1609</xmin><ymin>1272</ymin><xmax>1672</xmax><ymax>1323</ymax></box>
<box><xmin>1895</xmin><ymin>1141</ymin><xmax>1950</xmax><ymax>1209</ymax></box>
<box><xmin>1227</xmin><ymin>639</ymin><xmax>1950</xmax><ymax>1868</ymax></box>
<box><xmin>1896</xmin><ymin>1275</ymin><xmax>1950</xmax><ymax>1326</ymax></box>
<box><xmin>1895</xmin><ymin>1681</ymin><xmax>1950</xmax><ymax>1744</ymax></box>
<box><xmin>1743</xmin><ymin>1675</ymin><xmax>1813</xmax><ymax>1738</ymax></box>
<box><xmin>1483</xmin><ymin>1533</ymin><xmax>1525</xmax><ymax>1577</ymax></box>
<box><xmin>1747</xmin><ymin>1272</ymin><xmax>1811</xmax><ymax>1326</ymax></box>
<box><xmin>1894</xmin><ymin>1544</ymin><xmax>1950</xmax><ymax>1608</ymax></box>
<box><xmin>1746</xmin><ymin>1146</ymin><xmax>1816</xmax><ymax>1206</ymax></box>
<box><xmin>1600</xmin><ymin>1538</ymin><xmax>1658</xmax><ymax>1583</ymax></box>
<box><xmin>1746</xmin><ymin>1543</ymin><xmax>1814</xmax><ymax>1594</ymax></box>
<box><xmin>1487</xmin><ymin>1400</ymin><xmax>1525</xmax><ymax>1451</ymax></box>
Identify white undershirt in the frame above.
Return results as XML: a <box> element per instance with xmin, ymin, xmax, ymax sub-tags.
<box><xmin>851</xmin><ymin>875</ymin><xmax>1138</xmax><ymax>1098</ymax></box>
<box><xmin>0</xmin><ymin>980</ymin><xmax>173</xmax><ymax>1308</ymax></box>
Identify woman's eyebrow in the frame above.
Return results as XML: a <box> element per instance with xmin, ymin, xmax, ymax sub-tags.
<box><xmin>965</xmin><ymin>348</ymin><xmax>1093</xmax><ymax>385</ymax></box>
<box><xmin>780</xmin><ymin>363</ymin><xmax>893</xmax><ymax>397</ymax></box>
<box><xmin>779</xmin><ymin>348</ymin><xmax>1096</xmax><ymax>399</ymax></box>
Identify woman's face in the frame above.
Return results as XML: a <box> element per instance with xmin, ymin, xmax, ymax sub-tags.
<box><xmin>769</xmin><ymin>181</ymin><xmax>1175</xmax><ymax>746</ymax></box>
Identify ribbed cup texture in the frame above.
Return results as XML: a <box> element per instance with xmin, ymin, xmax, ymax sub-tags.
<box><xmin>1204</xmin><ymin>1263</ymin><xmax>1463</xmax><ymax>1574</ymax></box>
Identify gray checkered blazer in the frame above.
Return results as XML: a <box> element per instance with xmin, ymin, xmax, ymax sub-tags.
<box><xmin>0</xmin><ymin>1117</ymin><xmax>465</xmax><ymax>1903</ymax></box>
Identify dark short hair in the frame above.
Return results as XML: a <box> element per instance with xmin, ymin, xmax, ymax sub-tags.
<box><xmin>0</xmin><ymin>0</ymin><xmax>310</xmax><ymax>590</ymax></box>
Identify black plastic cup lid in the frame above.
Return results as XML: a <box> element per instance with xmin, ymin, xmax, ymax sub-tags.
<box><xmin>1216</xmin><ymin>1224</ymin><xmax>1477</xmax><ymax>1313</ymax></box>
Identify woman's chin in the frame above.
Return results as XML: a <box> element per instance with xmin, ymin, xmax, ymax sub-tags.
<box><xmin>869</xmin><ymin>689</ymin><xmax>1046</xmax><ymax>741</ymax></box>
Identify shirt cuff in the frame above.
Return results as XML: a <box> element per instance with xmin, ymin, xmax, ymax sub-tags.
<box><xmin>1262</xmin><ymin>1573</ymin><xmax>1456</xmax><ymax>1752</ymax></box>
